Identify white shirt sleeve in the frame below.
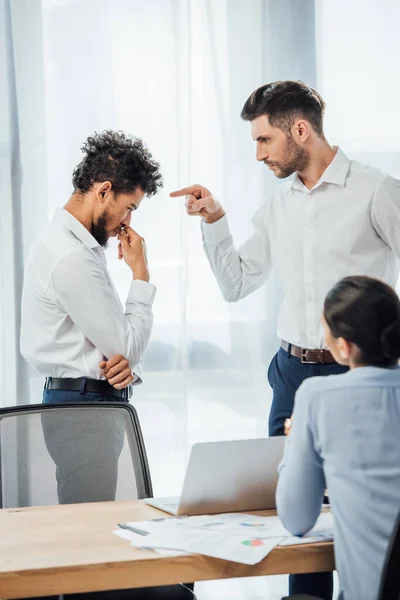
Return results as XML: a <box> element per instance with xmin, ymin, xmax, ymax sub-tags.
<box><xmin>275</xmin><ymin>381</ymin><xmax>325</xmax><ymax>536</ymax></box>
<box><xmin>371</xmin><ymin>176</ymin><xmax>400</xmax><ymax>258</ymax></box>
<box><xmin>201</xmin><ymin>200</ymin><xmax>272</xmax><ymax>302</ymax></box>
<box><xmin>51</xmin><ymin>249</ymin><xmax>156</xmax><ymax>377</ymax></box>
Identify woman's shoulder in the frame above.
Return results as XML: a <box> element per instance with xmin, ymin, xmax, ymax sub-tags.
<box><xmin>297</xmin><ymin>366</ymin><xmax>400</xmax><ymax>401</ymax></box>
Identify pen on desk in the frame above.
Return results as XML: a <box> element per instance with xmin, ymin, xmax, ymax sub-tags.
<box><xmin>118</xmin><ymin>523</ymin><xmax>149</xmax><ymax>536</ymax></box>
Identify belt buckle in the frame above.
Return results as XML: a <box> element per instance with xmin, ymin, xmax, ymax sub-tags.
<box><xmin>301</xmin><ymin>348</ymin><xmax>317</xmax><ymax>364</ymax></box>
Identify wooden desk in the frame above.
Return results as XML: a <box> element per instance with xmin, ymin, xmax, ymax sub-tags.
<box><xmin>0</xmin><ymin>500</ymin><xmax>334</xmax><ymax>599</ymax></box>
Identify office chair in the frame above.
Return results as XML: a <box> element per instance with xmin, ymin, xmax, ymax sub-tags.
<box><xmin>0</xmin><ymin>402</ymin><xmax>152</xmax><ymax>508</ymax></box>
<box><xmin>281</xmin><ymin>506</ymin><xmax>400</xmax><ymax>600</ymax></box>
<box><xmin>0</xmin><ymin>402</ymin><xmax>195</xmax><ymax>600</ymax></box>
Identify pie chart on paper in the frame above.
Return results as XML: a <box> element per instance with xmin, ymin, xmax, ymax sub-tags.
<box><xmin>241</xmin><ymin>539</ymin><xmax>264</xmax><ymax>547</ymax></box>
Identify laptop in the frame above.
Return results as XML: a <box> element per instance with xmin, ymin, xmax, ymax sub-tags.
<box><xmin>144</xmin><ymin>436</ymin><xmax>285</xmax><ymax>516</ymax></box>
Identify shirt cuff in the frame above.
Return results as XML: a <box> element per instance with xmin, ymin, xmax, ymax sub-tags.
<box><xmin>128</xmin><ymin>279</ymin><xmax>157</xmax><ymax>306</ymax></box>
<box><xmin>201</xmin><ymin>214</ymin><xmax>231</xmax><ymax>245</ymax></box>
<box><xmin>131</xmin><ymin>373</ymin><xmax>142</xmax><ymax>386</ymax></box>
<box><xmin>131</xmin><ymin>360</ymin><xmax>143</xmax><ymax>386</ymax></box>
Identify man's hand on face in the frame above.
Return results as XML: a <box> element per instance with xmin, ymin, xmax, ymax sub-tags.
<box><xmin>170</xmin><ymin>184</ymin><xmax>225</xmax><ymax>224</ymax></box>
<box><xmin>117</xmin><ymin>226</ymin><xmax>149</xmax><ymax>282</ymax></box>
<box><xmin>99</xmin><ymin>355</ymin><xmax>134</xmax><ymax>389</ymax></box>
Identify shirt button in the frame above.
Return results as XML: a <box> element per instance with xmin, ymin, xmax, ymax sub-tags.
<box><xmin>305</xmin><ymin>264</ymin><xmax>311</xmax><ymax>270</ymax></box>
<box><xmin>306</xmin><ymin>228</ymin><xmax>311</xmax><ymax>234</ymax></box>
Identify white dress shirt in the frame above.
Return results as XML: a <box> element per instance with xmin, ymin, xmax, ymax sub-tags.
<box><xmin>20</xmin><ymin>208</ymin><xmax>156</xmax><ymax>382</ymax></box>
<box><xmin>202</xmin><ymin>148</ymin><xmax>400</xmax><ymax>348</ymax></box>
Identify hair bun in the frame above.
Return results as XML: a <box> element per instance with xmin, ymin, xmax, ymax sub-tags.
<box><xmin>381</xmin><ymin>319</ymin><xmax>400</xmax><ymax>359</ymax></box>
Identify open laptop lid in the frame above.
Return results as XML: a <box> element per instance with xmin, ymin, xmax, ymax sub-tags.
<box><xmin>176</xmin><ymin>436</ymin><xmax>285</xmax><ymax>515</ymax></box>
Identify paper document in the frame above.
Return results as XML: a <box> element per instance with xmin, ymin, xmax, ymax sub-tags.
<box><xmin>114</xmin><ymin>511</ymin><xmax>334</xmax><ymax>565</ymax></box>
<box><xmin>176</xmin><ymin>512</ymin><xmax>289</xmax><ymax>538</ymax></box>
<box><xmin>127</xmin><ymin>523</ymin><xmax>284</xmax><ymax>565</ymax></box>
<box><xmin>113</xmin><ymin>528</ymin><xmax>187</xmax><ymax>557</ymax></box>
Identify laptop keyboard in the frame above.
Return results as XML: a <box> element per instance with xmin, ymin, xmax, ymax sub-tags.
<box><xmin>157</xmin><ymin>496</ymin><xmax>180</xmax><ymax>511</ymax></box>
<box><xmin>162</xmin><ymin>502</ymin><xmax>180</xmax><ymax>511</ymax></box>
<box><xmin>146</xmin><ymin>496</ymin><xmax>181</xmax><ymax>513</ymax></box>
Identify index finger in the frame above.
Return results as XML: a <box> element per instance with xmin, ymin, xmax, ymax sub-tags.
<box><xmin>122</xmin><ymin>226</ymin><xmax>141</xmax><ymax>242</ymax></box>
<box><xmin>105</xmin><ymin>354</ymin><xmax>124</xmax><ymax>369</ymax></box>
<box><xmin>118</xmin><ymin>228</ymin><xmax>137</xmax><ymax>246</ymax></box>
<box><xmin>170</xmin><ymin>185</ymin><xmax>202</xmax><ymax>198</ymax></box>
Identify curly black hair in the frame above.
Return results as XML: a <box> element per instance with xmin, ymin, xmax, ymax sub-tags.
<box><xmin>72</xmin><ymin>130</ymin><xmax>163</xmax><ymax>196</ymax></box>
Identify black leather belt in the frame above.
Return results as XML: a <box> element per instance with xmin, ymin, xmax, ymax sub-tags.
<box><xmin>44</xmin><ymin>377</ymin><xmax>133</xmax><ymax>400</ymax></box>
<box><xmin>281</xmin><ymin>340</ymin><xmax>336</xmax><ymax>364</ymax></box>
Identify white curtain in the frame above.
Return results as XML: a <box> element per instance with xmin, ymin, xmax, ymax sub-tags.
<box><xmin>2</xmin><ymin>1</ymin><xmax>400</xmax><ymax>597</ymax></box>
<box><xmin>1</xmin><ymin>0</ymin><xmax>47</xmax><ymax>410</ymax></box>
<box><xmin>317</xmin><ymin>0</ymin><xmax>400</xmax><ymax>178</ymax></box>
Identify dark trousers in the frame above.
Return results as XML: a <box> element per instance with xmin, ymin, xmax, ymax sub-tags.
<box><xmin>268</xmin><ymin>346</ymin><xmax>348</xmax><ymax>600</ymax></box>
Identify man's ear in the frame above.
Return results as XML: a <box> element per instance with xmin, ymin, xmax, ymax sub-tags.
<box><xmin>292</xmin><ymin>119</ymin><xmax>310</xmax><ymax>144</ymax></box>
<box><xmin>95</xmin><ymin>181</ymin><xmax>112</xmax><ymax>204</ymax></box>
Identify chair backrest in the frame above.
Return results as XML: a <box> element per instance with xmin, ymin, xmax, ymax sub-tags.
<box><xmin>378</xmin><ymin>507</ymin><xmax>400</xmax><ymax>600</ymax></box>
<box><xmin>0</xmin><ymin>402</ymin><xmax>153</xmax><ymax>508</ymax></box>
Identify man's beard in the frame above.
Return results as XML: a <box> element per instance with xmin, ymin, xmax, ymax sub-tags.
<box><xmin>91</xmin><ymin>211</ymin><xmax>109</xmax><ymax>247</ymax></box>
<box><xmin>266</xmin><ymin>135</ymin><xmax>309</xmax><ymax>179</ymax></box>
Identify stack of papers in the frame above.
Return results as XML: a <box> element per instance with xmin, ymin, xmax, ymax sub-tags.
<box><xmin>114</xmin><ymin>512</ymin><xmax>333</xmax><ymax>565</ymax></box>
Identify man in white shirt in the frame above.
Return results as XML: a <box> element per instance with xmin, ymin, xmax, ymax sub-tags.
<box><xmin>170</xmin><ymin>80</ymin><xmax>400</xmax><ymax>599</ymax></box>
<box><xmin>20</xmin><ymin>130</ymin><xmax>163</xmax><ymax>504</ymax></box>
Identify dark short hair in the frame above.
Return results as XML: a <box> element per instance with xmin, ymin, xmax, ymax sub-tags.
<box><xmin>72</xmin><ymin>130</ymin><xmax>163</xmax><ymax>196</ymax></box>
<box><xmin>241</xmin><ymin>80</ymin><xmax>325</xmax><ymax>137</ymax></box>
<box><xmin>324</xmin><ymin>276</ymin><xmax>400</xmax><ymax>368</ymax></box>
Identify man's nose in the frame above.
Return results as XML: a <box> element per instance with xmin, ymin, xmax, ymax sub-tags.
<box><xmin>256</xmin><ymin>143</ymin><xmax>267</xmax><ymax>162</ymax></box>
<box><xmin>122</xmin><ymin>211</ymin><xmax>132</xmax><ymax>227</ymax></box>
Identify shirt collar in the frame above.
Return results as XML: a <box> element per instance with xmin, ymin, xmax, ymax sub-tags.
<box><xmin>53</xmin><ymin>208</ymin><xmax>100</xmax><ymax>249</ymax></box>
<box><xmin>291</xmin><ymin>147</ymin><xmax>351</xmax><ymax>192</ymax></box>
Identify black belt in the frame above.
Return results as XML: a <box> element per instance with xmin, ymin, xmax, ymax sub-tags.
<box><xmin>44</xmin><ymin>377</ymin><xmax>133</xmax><ymax>400</ymax></box>
<box><xmin>281</xmin><ymin>340</ymin><xmax>336</xmax><ymax>364</ymax></box>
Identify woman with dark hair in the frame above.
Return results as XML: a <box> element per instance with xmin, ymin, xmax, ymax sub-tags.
<box><xmin>276</xmin><ymin>275</ymin><xmax>400</xmax><ymax>600</ymax></box>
